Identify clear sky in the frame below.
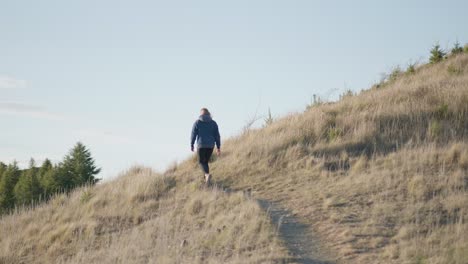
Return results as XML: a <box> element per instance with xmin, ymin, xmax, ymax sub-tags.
<box><xmin>1</xmin><ymin>0</ymin><xmax>467</xmax><ymax>179</ymax></box>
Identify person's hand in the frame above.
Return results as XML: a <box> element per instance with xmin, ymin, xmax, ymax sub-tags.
<box><xmin>191</xmin><ymin>146</ymin><xmax>194</xmax><ymax>152</ymax></box>
<box><xmin>216</xmin><ymin>148</ymin><xmax>221</xmax><ymax>156</ymax></box>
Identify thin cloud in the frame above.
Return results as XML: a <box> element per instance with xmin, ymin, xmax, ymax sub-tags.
<box><xmin>0</xmin><ymin>75</ymin><xmax>27</xmax><ymax>89</ymax></box>
<box><xmin>0</xmin><ymin>101</ymin><xmax>65</xmax><ymax>120</ymax></box>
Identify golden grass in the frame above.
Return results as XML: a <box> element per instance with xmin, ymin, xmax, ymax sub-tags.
<box><xmin>1</xmin><ymin>53</ymin><xmax>468</xmax><ymax>264</ymax></box>
<box><xmin>0</xmin><ymin>167</ymin><xmax>288</xmax><ymax>263</ymax></box>
<box><xmin>171</xmin><ymin>54</ymin><xmax>468</xmax><ymax>263</ymax></box>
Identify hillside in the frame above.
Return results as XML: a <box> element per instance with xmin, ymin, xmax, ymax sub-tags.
<box><xmin>1</xmin><ymin>53</ymin><xmax>468</xmax><ymax>264</ymax></box>
<box><xmin>176</xmin><ymin>53</ymin><xmax>468</xmax><ymax>263</ymax></box>
<box><xmin>0</xmin><ymin>167</ymin><xmax>290</xmax><ymax>263</ymax></box>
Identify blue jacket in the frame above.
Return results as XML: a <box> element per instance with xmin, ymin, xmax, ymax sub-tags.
<box><xmin>191</xmin><ymin>114</ymin><xmax>221</xmax><ymax>149</ymax></box>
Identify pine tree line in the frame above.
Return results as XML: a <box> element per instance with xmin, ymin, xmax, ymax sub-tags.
<box><xmin>0</xmin><ymin>142</ymin><xmax>100</xmax><ymax>214</ymax></box>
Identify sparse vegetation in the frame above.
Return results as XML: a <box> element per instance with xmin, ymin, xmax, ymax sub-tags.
<box><xmin>451</xmin><ymin>41</ymin><xmax>464</xmax><ymax>55</ymax></box>
<box><xmin>0</xmin><ymin>168</ymin><xmax>288</xmax><ymax>263</ymax></box>
<box><xmin>388</xmin><ymin>66</ymin><xmax>402</xmax><ymax>82</ymax></box>
<box><xmin>448</xmin><ymin>64</ymin><xmax>463</xmax><ymax>75</ymax></box>
<box><xmin>406</xmin><ymin>63</ymin><xmax>416</xmax><ymax>74</ymax></box>
<box><xmin>306</xmin><ymin>94</ymin><xmax>323</xmax><ymax>110</ymax></box>
<box><xmin>1</xmin><ymin>46</ymin><xmax>468</xmax><ymax>264</ymax></box>
<box><xmin>264</xmin><ymin>108</ymin><xmax>274</xmax><ymax>127</ymax></box>
<box><xmin>206</xmin><ymin>53</ymin><xmax>468</xmax><ymax>263</ymax></box>
<box><xmin>339</xmin><ymin>89</ymin><xmax>354</xmax><ymax>100</ymax></box>
<box><xmin>429</xmin><ymin>43</ymin><xmax>446</xmax><ymax>63</ymax></box>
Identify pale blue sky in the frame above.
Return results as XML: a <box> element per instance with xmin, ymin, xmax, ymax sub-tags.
<box><xmin>1</xmin><ymin>0</ymin><xmax>467</xmax><ymax>179</ymax></box>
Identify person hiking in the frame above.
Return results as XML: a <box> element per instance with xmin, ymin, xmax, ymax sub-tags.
<box><xmin>191</xmin><ymin>108</ymin><xmax>221</xmax><ymax>185</ymax></box>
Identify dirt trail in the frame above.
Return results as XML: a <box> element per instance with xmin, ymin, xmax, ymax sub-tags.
<box><xmin>218</xmin><ymin>185</ymin><xmax>332</xmax><ymax>263</ymax></box>
<box><xmin>257</xmin><ymin>199</ymin><xmax>333</xmax><ymax>264</ymax></box>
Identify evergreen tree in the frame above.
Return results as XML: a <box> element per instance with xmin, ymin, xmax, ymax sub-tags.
<box><xmin>451</xmin><ymin>41</ymin><xmax>463</xmax><ymax>55</ymax></box>
<box><xmin>0</xmin><ymin>162</ymin><xmax>20</xmax><ymax>213</ymax></box>
<box><xmin>429</xmin><ymin>43</ymin><xmax>446</xmax><ymax>64</ymax></box>
<box><xmin>14</xmin><ymin>159</ymin><xmax>42</xmax><ymax>206</ymax></box>
<box><xmin>0</xmin><ymin>162</ymin><xmax>6</xmax><ymax>183</ymax></box>
<box><xmin>38</xmin><ymin>159</ymin><xmax>59</xmax><ymax>197</ymax></box>
<box><xmin>38</xmin><ymin>159</ymin><xmax>53</xmax><ymax>182</ymax></box>
<box><xmin>60</xmin><ymin>142</ymin><xmax>101</xmax><ymax>190</ymax></box>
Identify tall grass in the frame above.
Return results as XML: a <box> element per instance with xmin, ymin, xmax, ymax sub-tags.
<box><xmin>1</xmin><ymin>54</ymin><xmax>467</xmax><ymax>264</ymax></box>
<box><xmin>179</xmin><ymin>54</ymin><xmax>467</xmax><ymax>263</ymax></box>
<box><xmin>0</xmin><ymin>167</ymin><xmax>288</xmax><ymax>263</ymax></box>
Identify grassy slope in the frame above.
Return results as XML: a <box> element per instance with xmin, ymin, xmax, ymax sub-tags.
<box><xmin>1</xmin><ymin>53</ymin><xmax>467</xmax><ymax>264</ymax></box>
<box><xmin>0</xmin><ymin>167</ymin><xmax>288</xmax><ymax>263</ymax></box>
<box><xmin>175</xmin><ymin>54</ymin><xmax>468</xmax><ymax>263</ymax></box>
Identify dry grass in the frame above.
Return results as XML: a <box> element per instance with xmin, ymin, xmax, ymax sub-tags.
<box><xmin>0</xmin><ymin>167</ymin><xmax>288</xmax><ymax>263</ymax></box>
<box><xmin>171</xmin><ymin>54</ymin><xmax>467</xmax><ymax>263</ymax></box>
<box><xmin>1</xmin><ymin>54</ymin><xmax>468</xmax><ymax>264</ymax></box>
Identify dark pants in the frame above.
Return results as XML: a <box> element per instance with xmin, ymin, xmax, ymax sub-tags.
<box><xmin>198</xmin><ymin>148</ymin><xmax>214</xmax><ymax>174</ymax></box>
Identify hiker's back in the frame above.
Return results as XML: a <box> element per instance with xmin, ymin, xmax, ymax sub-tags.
<box><xmin>195</xmin><ymin>117</ymin><xmax>218</xmax><ymax>148</ymax></box>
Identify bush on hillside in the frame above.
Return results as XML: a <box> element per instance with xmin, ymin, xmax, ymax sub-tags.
<box><xmin>447</xmin><ymin>64</ymin><xmax>463</xmax><ymax>75</ymax></box>
<box><xmin>430</xmin><ymin>43</ymin><xmax>446</xmax><ymax>64</ymax></box>
<box><xmin>306</xmin><ymin>94</ymin><xmax>323</xmax><ymax>110</ymax></box>
<box><xmin>388</xmin><ymin>66</ymin><xmax>403</xmax><ymax>82</ymax></box>
<box><xmin>451</xmin><ymin>41</ymin><xmax>463</xmax><ymax>55</ymax></box>
<box><xmin>406</xmin><ymin>63</ymin><xmax>416</xmax><ymax>74</ymax></box>
<box><xmin>339</xmin><ymin>90</ymin><xmax>354</xmax><ymax>100</ymax></box>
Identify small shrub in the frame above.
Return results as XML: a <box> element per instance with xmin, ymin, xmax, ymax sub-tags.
<box><xmin>339</xmin><ymin>90</ymin><xmax>354</xmax><ymax>100</ymax></box>
<box><xmin>373</xmin><ymin>83</ymin><xmax>383</xmax><ymax>89</ymax></box>
<box><xmin>429</xmin><ymin>43</ymin><xmax>446</xmax><ymax>64</ymax></box>
<box><xmin>435</xmin><ymin>103</ymin><xmax>449</xmax><ymax>119</ymax></box>
<box><xmin>373</xmin><ymin>72</ymin><xmax>389</xmax><ymax>89</ymax></box>
<box><xmin>447</xmin><ymin>64</ymin><xmax>462</xmax><ymax>75</ymax></box>
<box><xmin>306</xmin><ymin>94</ymin><xmax>323</xmax><ymax>110</ymax></box>
<box><xmin>451</xmin><ymin>41</ymin><xmax>463</xmax><ymax>55</ymax></box>
<box><xmin>406</xmin><ymin>63</ymin><xmax>416</xmax><ymax>74</ymax></box>
<box><xmin>464</xmin><ymin>44</ymin><xmax>468</xmax><ymax>54</ymax></box>
<box><xmin>388</xmin><ymin>66</ymin><xmax>402</xmax><ymax>82</ymax></box>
